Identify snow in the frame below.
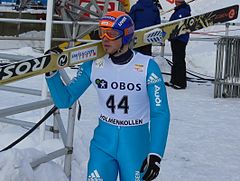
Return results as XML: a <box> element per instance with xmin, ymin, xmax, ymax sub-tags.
<box><xmin>0</xmin><ymin>1</ymin><xmax>240</xmax><ymax>181</ymax></box>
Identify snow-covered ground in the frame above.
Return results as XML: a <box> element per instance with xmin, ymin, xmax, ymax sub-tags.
<box><xmin>0</xmin><ymin>0</ymin><xmax>240</xmax><ymax>181</ymax></box>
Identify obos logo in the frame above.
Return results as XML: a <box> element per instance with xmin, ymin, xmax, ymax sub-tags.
<box><xmin>95</xmin><ymin>79</ymin><xmax>141</xmax><ymax>91</ymax></box>
<box><xmin>57</xmin><ymin>54</ymin><xmax>68</xmax><ymax>67</ymax></box>
<box><xmin>95</xmin><ymin>79</ymin><xmax>108</xmax><ymax>89</ymax></box>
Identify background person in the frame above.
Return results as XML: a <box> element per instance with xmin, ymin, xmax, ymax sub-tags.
<box><xmin>117</xmin><ymin>0</ymin><xmax>131</xmax><ymax>13</ymax></box>
<box><xmin>129</xmin><ymin>0</ymin><xmax>161</xmax><ymax>56</ymax></box>
<box><xmin>165</xmin><ymin>0</ymin><xmax>191</xmax><ymax>89</ymax></box>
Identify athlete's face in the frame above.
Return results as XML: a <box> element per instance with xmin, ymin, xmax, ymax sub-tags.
<box><xmin>101</xmin><ymin>36</ymin><xmax>122</xmax><ymax>54</ymax></box>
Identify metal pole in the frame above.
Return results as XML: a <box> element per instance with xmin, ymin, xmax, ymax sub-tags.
<box><xmin>160</xmin><ymin>43</ymin><xmax>165</xmax><ymax>57</ymax></box>
<box><xmin>225</xmin><ymin>23</ymin><xmax>230</xmax><ymax>36</ymax></box>
<box><xmin>53</xmin><ymin>110</ymin><xmax>60</xmax><ymax>139</ymax></box>
<box><xmin>40</xmin><ymin>0</ymin><xmax>54</xmax><ymax>141</ymax></box>
<box><xmin>59</xmin><ymin>67</ymin><xmax>76</xmax><ymax>179</ymax></box>
<box><xmin>64</xmin><ymin>104</ymin><xmax>77</xmax><ymax>178</ymax></box>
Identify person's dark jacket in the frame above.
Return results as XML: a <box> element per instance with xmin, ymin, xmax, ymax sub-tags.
<box><xmin>169</xmin><ymin>2</ymin><xmax>191</xmax><ymax>43</ymax></box>
<box><xmin>129</xmin><ymin>0</ymin><xmax>161</xmax><ymax>30</ymax></box>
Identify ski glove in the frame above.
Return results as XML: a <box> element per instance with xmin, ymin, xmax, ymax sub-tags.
<box><xmin>140</xmin><ymin>154</ymin><xmax>161</xmax><ymax>181</ymax></box>
<box><xmin>44</xmin><ymin>46</ymin><xmax>63</xmax><ymax>55</ymax></box>
<box><xmin>44</xmin><ymin>46</ymin><xmax>63</xmax><ymax>76</ymax></box>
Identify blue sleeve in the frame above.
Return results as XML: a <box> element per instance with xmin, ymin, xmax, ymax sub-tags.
<box><xmin>147</xmin><ymin>59</ymin><xmax>170</xmax><ymax>157</ymax></box>
<box><xmin>45</xmin><ymin>61</ymin><xmax>93</xmax><ymax>108</ymax></box>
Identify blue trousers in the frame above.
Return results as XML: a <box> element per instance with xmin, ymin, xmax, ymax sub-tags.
<box><xmin>87</xmin><ymin>121</ymin><xmax>150</xmax><ymax>181</ymax></box>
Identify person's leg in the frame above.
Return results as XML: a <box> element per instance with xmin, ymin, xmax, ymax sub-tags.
<box><xmin>170</xmin><ymin>40</ymin><xmax>178</xmax><ymax>85</ymax></box>
<box><xmin>117</xmin><ymin>125</ymin><xmax>150</xmax><ymax>181</ymax></box>
<box><xmin>173</xmin><ymin>40</ymin><xmax>187</xmax><ymax>88</ymax></box>
<box><xmin>170</xmin><ymin>40</ymin><xmax>187</xmax><ymax>88</ymax></box>
<box><xmin>87</xmin><ymin>142</ymin><xmax>118</xmax><ymax>181</ymax></box>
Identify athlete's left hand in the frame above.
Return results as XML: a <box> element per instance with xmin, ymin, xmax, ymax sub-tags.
<box><xmin>140</xmin><ymin>154</ymin><xmax>161</xmax><ymax>181</ymax></box>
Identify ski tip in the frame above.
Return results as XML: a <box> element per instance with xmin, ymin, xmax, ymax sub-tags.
<box><xmin>228</xmin><ymin>4</ymin><xmax>239</xmax><ymax>20</ymax></box>
<box><xmin>226</xmin><ymin>4</ymin><xmax>239</xmax><ymax>20</ymax></box>
<box><xmin>213</xmin><ymin>4</ymin><xmax>239</xmax><ymax>23</ymax></box>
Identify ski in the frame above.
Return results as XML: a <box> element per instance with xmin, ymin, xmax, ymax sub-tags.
<box><xmin>0</xmin><ymin>4</ymin><xmax>238</xmax><ymax>85</ymax></box>
<box><xmin>140</xmin><ymin>4</ymin><xmax>239</xmax><ymax>44</ymax></box>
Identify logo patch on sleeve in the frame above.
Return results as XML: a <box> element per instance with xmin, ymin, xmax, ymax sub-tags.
<box><xmin>147</xmin><ymin>73</ymin><xmax>161</xmax><ymax>84</ymax></box>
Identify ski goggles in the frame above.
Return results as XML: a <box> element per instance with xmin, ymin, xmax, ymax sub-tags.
<box><xmin>99</xmin><ymin>27</ymin><xmax>123</xmax><ymax>40</ymax></box>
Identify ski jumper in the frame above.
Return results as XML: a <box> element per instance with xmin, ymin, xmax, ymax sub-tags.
<box><xmin>46</xmin><ymin>52</ymin><xmax>170</xmax><ymax>181</ymax></box>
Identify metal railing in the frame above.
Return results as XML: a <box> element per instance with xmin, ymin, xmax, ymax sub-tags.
<box><xmin>214</xmin><ymin>36</ymin><xmax>240</xmax><ymax>98</ymax></box>
<box><xmin>0</xmin><ymin>18</ymin><xmax>98</xmax><ymax>42</ymax></box>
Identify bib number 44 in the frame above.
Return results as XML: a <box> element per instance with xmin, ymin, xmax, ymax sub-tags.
<box><xmin>106</xmin><ymin>95</ymin><xmax>129</xmax><ymax>114</ymax></box>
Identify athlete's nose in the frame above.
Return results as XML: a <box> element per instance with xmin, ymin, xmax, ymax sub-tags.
<box><xmin>102</xmin><ymin>35</ymin><xmax>110</xmax><ymax>41</ymax></box>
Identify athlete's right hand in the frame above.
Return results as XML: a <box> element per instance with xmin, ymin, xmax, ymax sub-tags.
<box><xmin>44</xmin><ymin>46</ymin><xmax>63</xmax><ymax>76</ymax></box>
<box><xmin>140</xmin><ymin>154</ymin><xmax>161</xmax><ymax>181</ymax></box>
<box><xmin>44</xmin><ymin>46</ymin><xmax>63</xmax><ymax>55</ymax></box>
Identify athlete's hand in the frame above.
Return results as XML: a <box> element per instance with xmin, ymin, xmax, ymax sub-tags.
<box><xmin>140</xmin><ymin>154</ymin><xmax>161</xmax><ymax>181</ymax></box>
<box><xmin>44</xmin><ymin>46</ymin><xmax>63</xmax><ymax>55</ymax></box>
<box><xmin>44</xmin><ymin>46</ymin><xmax>63</xmax><ymax>76</ymax></box>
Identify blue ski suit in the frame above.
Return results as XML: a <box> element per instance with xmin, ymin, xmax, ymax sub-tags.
<box><xmin>46</xmin><ymin>52</ymin><xmax>170</xmax><ymax>181</ymax></box>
